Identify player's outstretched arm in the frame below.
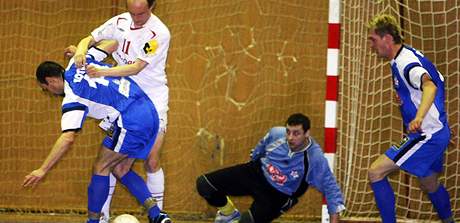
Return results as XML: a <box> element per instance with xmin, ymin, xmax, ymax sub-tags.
<box><xmin>23</xmin><ymin>131</ymin><xmax>77</xmax><ymax>188</ymax></box>
<box><xmin>86</xmin><ymin>59</ymin><xmax>148</xmax><ymax>78</ymax></box>
<box><xmin>74</xmin><ymin>35</ymin><xmax>96</xmax><ymax>68</ymax></box>
<box><xmin>65</xmin><ymin>40</ymin><xmax>119</xmax><ymax>61</ymax></box>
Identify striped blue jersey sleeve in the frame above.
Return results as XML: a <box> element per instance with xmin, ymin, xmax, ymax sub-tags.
<box><xmin>391</xmin><ymin>45</ymin><xmax>448</xmax><ymax>133</ymax></box>
<box><xmin>60</xmin><ymin>50</ymin><xmax>111</xmax><ymax>132</ymax></box>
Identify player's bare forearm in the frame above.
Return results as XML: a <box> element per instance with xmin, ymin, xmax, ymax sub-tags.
<box><xmin>416</xmin><ymin>78</ymin><xmax>436</xmax><ymax>119</ymax></box>
<box><xmin>76</xmin><ymin>35</ymin><xmax>95</xmax><ymax>54</ymax></box>
<box><xmin>75</xmin><ymin>35</ymin><xmax>96</xmax><ymax>67</ymax></box>
<box><xmin>39</xmin><ymin>131</ymin><xmax>76</xmax><ymax>172</ymax></box>
<box><xmin>94</xmin><ymin>40</ymin><xmax>118</xmax><ymax>55</ymax></box>
<box><xmin>409</xmin><ymin>75</ymin><xmax>437</xmax><ymax>132</ymax></box>
<box><xmin>88</xmin><ymin>59</ymin><xmax>147</xmax><ymax>77</ymax></box>
<box><xmin>23</xmin><ymin>131</ymin><xmax>76</xmax><ymax>188</ymax></box>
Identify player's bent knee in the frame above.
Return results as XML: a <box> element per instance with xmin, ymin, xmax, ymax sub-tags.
<box><xmin>419</xmin><ymin>184</ymin><xmax>430</xmax><ymax>193</ymax></box>
<box><xmin>144</xmin><ymin>139</ymin><xmax>163</xmax><ymax>172</ymax></box>
<box><xmin>368</xmin><ymin>167</ymin><xmax>384</xmax><ymax>182</ymax></box>
<box><xmin>112</xmin><ymin>162</ymin><xmax>132</xmax><ymax>179</ymax></box>
<box><xmin>196</xmin><ymin>175</ymin><xmax>227</xmax><ymax>207</ymax></box>
<box><xmin>112</xmin><ymin>167</ymin><xmax>128</xmax><ymax>179</ymax></box>
<box><xmin>144</xmin><ymin>155</ymin><xmax>161</xmax><ymax>172</ymax></box>
<box><xmin>92</xmin><ymin>161</ymin><xmax>111</xmax><ymax>175</ymax></box>
<box><xmin>419</xmin><ymin>180</ymin><xmax>439</xmax><ymax>193</ymax></box>
<box><xmin>196</xmin><ymin>175</ymin><xmax>214</xmax><ymax>198</ymax></box>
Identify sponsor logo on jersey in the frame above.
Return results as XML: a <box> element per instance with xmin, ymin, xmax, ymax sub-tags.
<box><xmin>115</xmin><ymin>52</ymin><xmax>136</xmax><ymax>64</ymax></box>
<box><xmin>290</xmin><ymin>170</ymin><xmax>299</xmax><ymax>179</ymax></box>
<box><xmin>267</xmin><ymin>163</ymin><xmax>287</xmax><ymax>185</ymax></box>
<box><xmin>143</xmin><ymin>39</ymin><xmax>158</xmax><ymax>56</ymax></box>
<box><xmin>391</xmin><ymin>135</ymin><xmax>409</xmax><ymax>151</ymax></box>
<box><xmin>393</xmin><ymin>77</ymin><xmax>399</xmax><ymax>88</ymax></box>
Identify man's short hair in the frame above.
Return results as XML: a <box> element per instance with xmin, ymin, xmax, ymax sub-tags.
<box><xmin>286</xmin><ymin>113</ymin><xmax>311</xmax><ymax>132</ymax></box>
<box><xmin>36</xmin><ymin>61</ymin><xmax>65</xmax><ymax>84</ymax></box>
<box><xmin>368</xmin><ymin>14</ymin><xmax>403</xmax><ymax>44</ymax></box>
<box><xmin>127</xmin><ymin>0</ymin><xmax>156</xmax><ymax>8</ymax></box>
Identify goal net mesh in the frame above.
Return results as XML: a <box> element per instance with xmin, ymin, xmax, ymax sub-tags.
<box><xmin>337</xmin><ymin>0</ymin><xmax>459</xmax><ymax>221</ymax></box>
<box><xmin>0</xmin><ymin>0</ymin><xmax>328</xmax><ymax>221</ymax></box>
<box><xmin>2</xmin><ymin>0</ymin><xmax>459</xmax><ymax>221</ymax></box>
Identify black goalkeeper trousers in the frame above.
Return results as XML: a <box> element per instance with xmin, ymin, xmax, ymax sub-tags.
<box><xmin>201</xmin><ymin>161</ymin><xmax>298</xmax><ymax>223</ymax></box>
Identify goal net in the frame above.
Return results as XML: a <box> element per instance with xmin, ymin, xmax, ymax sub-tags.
<box><xmin>337</xmin><ymin>0</ymin><xmax>459</xmax><ymax>221</ymax></box>
<box><xmin>0</xmin><ymin>0</ymin><xmax>329</xmax><ymax>221</ymax></box>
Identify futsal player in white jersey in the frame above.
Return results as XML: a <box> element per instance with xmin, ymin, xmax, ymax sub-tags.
<box><xmin>72</xmin><ymin>0</ymin><xmax>170</xmax><ymax>220</ymax></box>
<box><xmin>367</xmin><ymin>14</ymin><xmax>454</xmax><ymax>223</ymax></box>
<box><xmin>23</xmin><ymin>47</ymin><xmax>171</xmax><ymax>223</ymax></box>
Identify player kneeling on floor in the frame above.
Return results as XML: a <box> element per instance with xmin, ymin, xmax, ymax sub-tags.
<box><xmin>196</xmin><ymin>113</ymin><xmax>345</xmax><ymax>223</ymax></box>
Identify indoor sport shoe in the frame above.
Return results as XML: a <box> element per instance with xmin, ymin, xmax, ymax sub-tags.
<box><xmin>149</xmin><ymin>211</ymin><xmax>172</xmax><ymax>223</ymax></box>
<box><xmin>214</xmin><ymin>209</ymin><xmax>241</xmax><ymax>223</ymax></box>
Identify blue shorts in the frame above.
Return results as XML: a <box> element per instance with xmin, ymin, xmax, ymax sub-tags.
<box><xmin>102</xmin><ymin>98</ymin><xmax>159</xmax><ymax>159</ymax></box>
<box><xmin>385</xmin><ymin>127</ymin><xmax>450</xmax><ymax>177</ymax></box>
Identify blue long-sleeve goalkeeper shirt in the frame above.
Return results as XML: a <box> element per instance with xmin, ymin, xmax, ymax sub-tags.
<box><xmin>251</xmin><ymin>127</ymin><xmax>345</xmax><ymax>214</ymax></box>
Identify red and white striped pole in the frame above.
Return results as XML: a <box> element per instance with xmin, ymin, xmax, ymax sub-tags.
<box><xmin>322</xmin><ymin>0</ymin><xmax>340</xmax><ymax>222</ymax></box>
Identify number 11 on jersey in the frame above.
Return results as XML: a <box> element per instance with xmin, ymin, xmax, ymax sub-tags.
<box><xmin>122</xmin><ymin>39</ymin><xmax>131</xmax><ymax>54</ymax></box>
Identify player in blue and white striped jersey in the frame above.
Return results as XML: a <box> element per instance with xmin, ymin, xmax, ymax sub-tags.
<box><xmin>22</xmin><ymin>47</ymin><xmax>171</xmax><ymax>223</ymax></box>
<box><xmin>367</xmin><ymin>14</ymin><xmax>454</xmax><ymax>223</ymax></box>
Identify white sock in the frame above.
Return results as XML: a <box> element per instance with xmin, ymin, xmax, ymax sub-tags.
<box><xmin>101</xmin><ymin>173</ymin><xmax>117</xmax><ymax>219</ymax></box>
<box><xmin>146</xmin><ymin>168</ymin><xmax>165</xmax><ymax>210</ymax></box>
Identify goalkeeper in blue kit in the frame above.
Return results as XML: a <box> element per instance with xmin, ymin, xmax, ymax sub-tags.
<box><xmin>22</xmin><ymin>46</ymin><xmax>171</xmax><ymax>223</ymax></box>
<box><xmin>196</xmin><ymin>113</ymin><xmax>345</xmax><ymax>223</ymax></box>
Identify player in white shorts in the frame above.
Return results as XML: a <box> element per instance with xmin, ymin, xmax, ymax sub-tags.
<box><xmin>72</xmin><ymin>0</ymin><xmax>170</xmax><ymax>221</ymax></box>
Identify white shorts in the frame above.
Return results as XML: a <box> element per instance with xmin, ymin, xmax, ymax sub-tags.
<box><xmin>157</xmin><ymin>108</ymin><xmax>168</xmax><ymax>134</ymax></box>
<box><xmin>144</xmin><ymin>84</ymin><xmax>169</xmax><ymax>133</ymax></box>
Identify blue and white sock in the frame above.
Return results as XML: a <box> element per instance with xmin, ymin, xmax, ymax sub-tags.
<box><xmin>100</xmin><ymin>173</ymin><xmax>117</xmax><ymax>220</ymax></box>
<box><xmin>147</xmin><ymin>168</ymin><xmax>165</xmax><ymax>210</ymax></box>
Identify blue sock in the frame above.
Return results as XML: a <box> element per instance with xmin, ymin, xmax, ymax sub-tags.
<box><xmin>120</xmin><ymin>170</ymin><xmax>160</xmax><ymax>218</ymax></box>
<box><xmin>87</xmin><ymin>175</ymin><xmax>109</xmax><ymax>223</ymax></box>
<box><xmin>370</xmin><ymin>178</ymin><xmax>396</xmax><ymax>223</ymax></box>
<box><xmin>428</xmin><ymin>184</ymin><xmax>453</xmax><ymax>220</ymax></box>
